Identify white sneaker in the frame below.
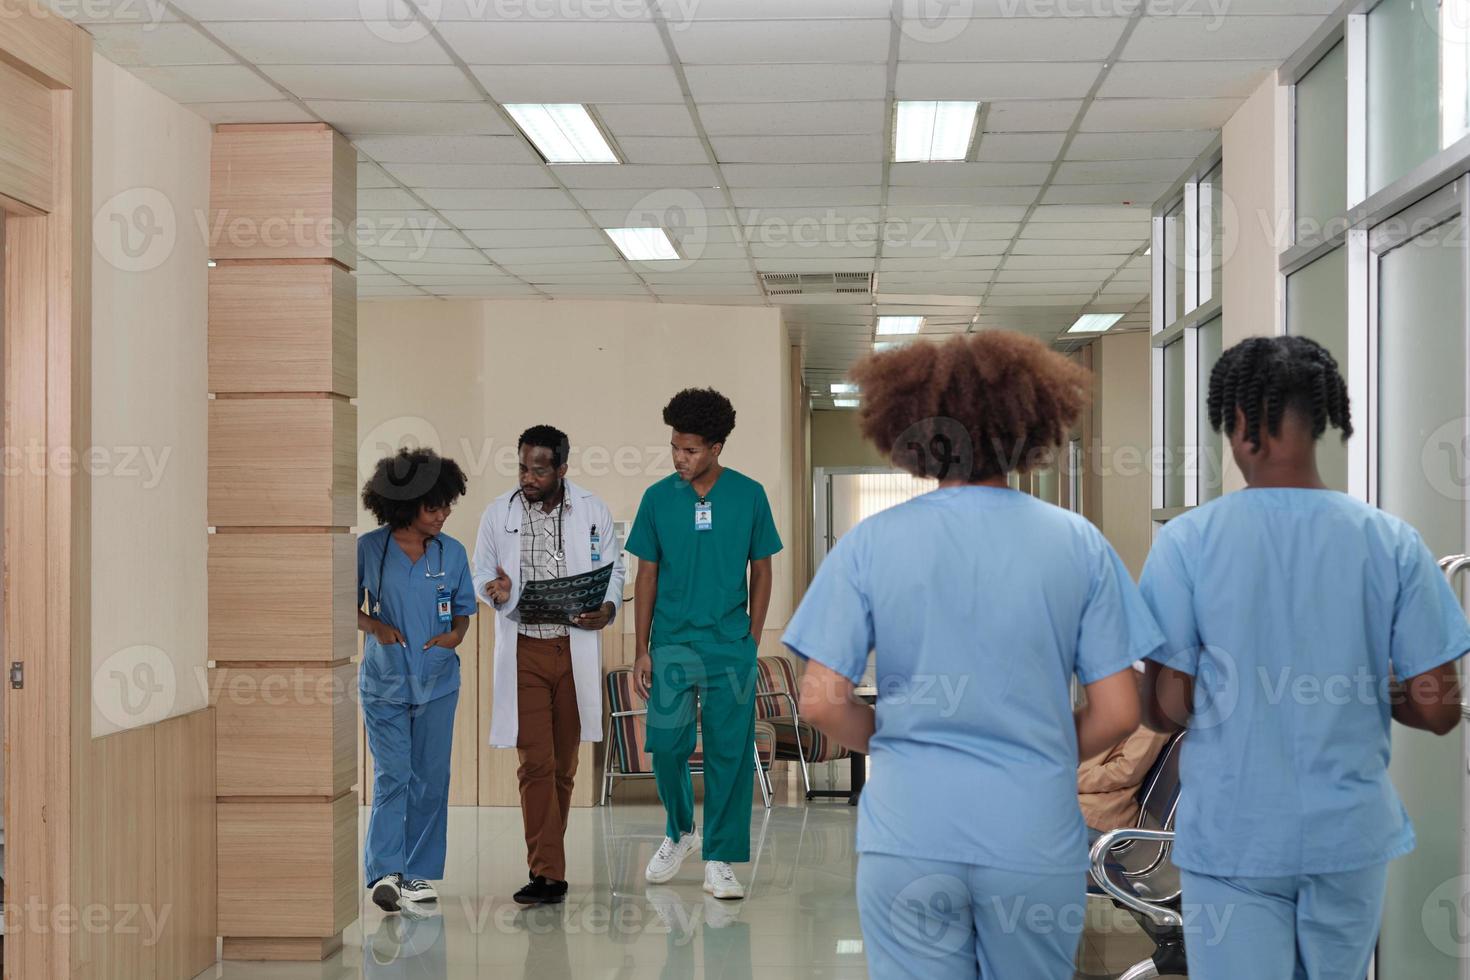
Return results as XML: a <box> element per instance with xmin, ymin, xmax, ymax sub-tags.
<box><xmin>644</xmin><ymin>829</ymin><xmax>700</xmax><ymax>883</ymax></box>
<box><xmin>399</xmin><ymin>878</ymin><xmax>437</xmax><ymax>902</ymax></box>
<box><xmin>703</xmin><ymin>861</ymin><xmax>744</xmax><ymax>900</ymax></box>
<box><xmin>370</xmin><ymin>873</ymin><xmax>403</xmax><ymax>913</ymax></box>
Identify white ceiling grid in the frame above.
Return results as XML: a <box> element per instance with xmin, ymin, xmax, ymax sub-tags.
<box><xmin>62</xmin><ymin>0</ymin><xmax>1338</xmax><ymax>391</ymax></box>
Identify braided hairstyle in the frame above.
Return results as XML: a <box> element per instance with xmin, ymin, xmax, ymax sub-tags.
<box><xmin>1207</xmin><ymin>336</ymin><xmax>1352</xmax><ymax>451</ymax></box>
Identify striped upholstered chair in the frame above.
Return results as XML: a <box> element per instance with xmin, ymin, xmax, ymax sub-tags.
<box><xmin>601</xmin><ymin>665</ymin><xmax>776</xmax><ymax>807</ymax></box>
<box><xmin>754</xmin><ymin>655</ymin><xmax>850</xmax><ymax>799</ymax></box>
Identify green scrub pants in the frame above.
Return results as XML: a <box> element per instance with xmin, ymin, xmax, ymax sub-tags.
<box><xmin>644</xmin><ymin>637</ymin><xmax>757</xmax><ymax>863</ymax></box>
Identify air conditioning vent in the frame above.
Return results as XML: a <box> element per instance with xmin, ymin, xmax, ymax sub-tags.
<box><xmin>759</xmin><ymin>272</ymin><xmax>874</xmax><ymax>297</ymax></box>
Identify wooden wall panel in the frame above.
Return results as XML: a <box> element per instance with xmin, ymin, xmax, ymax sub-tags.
<box><xmin>0</xmin><ymin>7</ymin><xmax>75</xmax><ymax>88</ymax></box>
<box><xmin>0</xmin><ymin>60</ymin><xmax>52</xmax><ymax>214</ymax></box>
<box><xmin>82</xmin><ymin>726</ymin><xmax>158</xmax><ymax>980</ymax></box>
<box><xmin>213</xmin><ymin>663</ymin><xmax>355</xmax><ymax>798</ymax></box>
<box><xmin>152</xmin><ymin>710</ymin><xmax>218</xmax><ymax>980</ymax></box>
<box><xmin>208</xmin><ymin>264</ymin><xmax>356</xmax><ymax>397</ymax></box>
<box><xmin>217</xmin><ymin>793</ymin><xmax>356</xmax><ymax>939</ymax></box>
<box><xmin>207</xmin><ymin>397</ymin><xmax>356</xmax><ymax>527</ymax></box>
<box><xmin>209</xmin><ymin>532</ymin><xmax>355</xmax><ymax>663</ymax></box>
<box><xmin>208</xmin><ymin>125</ymin><xmax>355</xmax><ymax>267</ymax></box>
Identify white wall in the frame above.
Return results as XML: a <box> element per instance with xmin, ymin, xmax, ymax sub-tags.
<box><xmin>1095</xmin><ymin>331</ymin><xmax>1153</xmax><ymax>579</ymax></box>
<box><xmin>356</xmin><ymin>299</ymin><xmax>796</xmax><ymax>625</ymax></box>
<box><xmin>90</xmin><ymin>54</ymin><xmax>211</xmax><ymax>736</ymax></box>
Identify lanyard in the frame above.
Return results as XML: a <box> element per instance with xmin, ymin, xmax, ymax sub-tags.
<box><xmin>372</xmin><ymin>533</ymin><xmax>445</xmax><ymax>616</ymax></box>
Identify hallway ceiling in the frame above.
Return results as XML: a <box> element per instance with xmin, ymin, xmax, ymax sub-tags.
<box><xmin>56</xmin><ymin>0</ymin><xmax>1338</xmax><ymax>394</ymax></box>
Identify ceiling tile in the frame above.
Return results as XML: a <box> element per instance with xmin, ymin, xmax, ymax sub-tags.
<box><xmin>896</xmin><ymin>63</ymin><xmax>1102</xmax><ymax>100</ymax></box>
<box><xmin>1029</xmin><ymin>204</ymin><xmax>1152</xmax><ymax>222</ymax></box>
<box><xmin>1099</xmin><ymin>60</ymin><xmax>1278</xmax><ymax>99</ymax></box>
<box><xmin>685</xmin><ymin>65</ymin><xmax>888</xmax><ymax>103</ymax></box>
<box><xmin>1066</xmin><ymin>130</ymin><xmax>1216</xmax><ymax>160</ymax></box>
<box><xmin>567</xmin><ymin>186</ymin><xmax>727</xmax><ymax>209</ymax></box>
<box><xmin>175</xmin><ymin>0</ymin><xmax>405</xmax><ymax>18</ymax></box>
<box><xmin>486</xmin><ymin>245</ymin><xmax>621</xmax><ymax>263</ymax></box>
<box><xmin>184</xmin><ymin>100</ymin><xmax>317</xmax><ymax>123</ymax></box>
<box><xmin>888</xmin><ymin>186</ymin><xmax>1039</xmax><ymax>206</ymax></box>
<box><xmin>470</xmin><ymin>65</ymin><xmax>683</xmax><ymax>102</ymax></box>
<box><xmin>203</xmin><ymin>20</ymin><xmax>453</xmax><ymax>64</ymax></box>
<box><xmin>899</xmin><ymin>17</ymin><xmax>1126</xmax><ymax>61</ymax></box>
<box><xmin>731</xmin><ymin>187</ymin><xmax>882</xmax><ymax>208</ymax></box>
<box><xmin>1040</xmin><ymin>183</ymin><xmax>1171</xmax><ymax>204</ymax></box>
<box><xmin>985</xmin><ymin>100</ymin><xmax>1083</xmax><ymax>132</ymax></box>
<box><xmin>306</xmin><ymin>100</ymin><xmax>511</xmax><ymax>134</ymax></box>
<box><xmin>655</xmin><ymin>0</ymin><xmax>892</xmax><ymax>18</ymax></box>
<box><xmin>889</xmin><ymin>162</ymin><xmax>1053</xmax><ymax>187</ymax></box>
<box><xmin>441</xmin><ymin>21</ymin><xmax>668</xmax><ymax>63</ymax></box>
<box><xmin>1080</xmin><ymin>98</ymin><xmax>1242</xmax><ymax>132</ymax></box>
<box><xmin>669</xmin><ymin>19</ymin><xmax>892</xmax><ymax>63</ymax></box>
<box><xmin>437</xmin><ymin>209</ymin><xmax>595</xmax><ymax>229</ymax></box>
<box><xmin>593</xmin><ymin>103</ymin><xmax>698</xmax><ymax>136</ymax></box>
<box><xmin>44</xmin><ymin>0</ymin><xmax>179</xmax><ymax>22</ymax></box>
<box><xmin>1052</xmin><ymin>159</ymin><xmax>1195</xmax><ymax>184</ymax></box>
<box><xmin>617</xmin><ymin>136</ymin><xmax>711</xmax><ymax>164</ymax></box>
<box><xmin>551</xmin><ymin>164</ymin><xmax>720</xmax><ymax>188</ymax></box>
<box><xmin>722</xmin><ymin>164</ymin><xmax>883</xmax><ymax>187</ymax></box>
<box><xmin>975</xmin><ymin>132</ymin><xmax>1068</xmax><ymax>162</ymax></box>
<box><xmin>1124</xmin><ymin>15</ymin><xmax>1324</xmax><ymax>62</ymax></box>
<box><xmin>711</xmin><ymin>135</ymin><xmax>885</xmax><ymax>164</ymax></box>
<box><xmin>418</xmin><ymin>188</ymin><xmax>580</xmax><ymax>209</ymax></box>
<box><xmin>262</xmin><ymin>64</ymin><xmax>479</xmax><ymax>101</ymax></box>
<box><xmin>382</xmin><ymin>162</ymin><xmax>556</xmax><ymax>187</ymax></box>
<box><xmin>699</xmin><ymin>101</ymin><xmax>884</xmax><ymax>136</ymax></box>
<box><xmin>354</xmin><ymin>134</ymin><xmax>540</xmax><ymax>164</ymax></box>
<box><xmin>434</xmin><ymin>0</ymin><xmax>652</xmax><ymax>19</ymax></box>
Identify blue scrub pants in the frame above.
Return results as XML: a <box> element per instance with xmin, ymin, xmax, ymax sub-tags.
<box><xmin>362</xmin><ymin>689</ymin><xmax>458</xmax><ymax>884</ymax></box>
<box><xmin>1180</xmin><ymin>863</ymin><xmax>1388</xmax><ymax>980</ymax></box>
<box><xmin>856</xmin><ymin>853</ymin><xmax>1085</xmax><ymax>980</ymax></box>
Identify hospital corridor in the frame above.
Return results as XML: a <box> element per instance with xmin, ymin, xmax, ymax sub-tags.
<box><xmin>4</xmin><ymin>0</ymin><xmax>1470</xmax><ymax>978</ymax></box>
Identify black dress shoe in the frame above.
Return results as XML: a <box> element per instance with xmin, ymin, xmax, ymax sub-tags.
<box><xmin>513</xmin><ymin>874</ymin><xmax>569</xmax><ymax>906</ymax></box>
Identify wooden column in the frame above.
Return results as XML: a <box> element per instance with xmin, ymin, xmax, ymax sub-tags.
<box><xmin>206</xmin><ymin>122</ymin><xmax>358</xmax><ymax>962</ymax></box>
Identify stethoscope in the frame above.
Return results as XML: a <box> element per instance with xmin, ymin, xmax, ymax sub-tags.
<box><xmin>505</xmin><ymin>483</ymin><xmax>567</xmax><ymax>565</ymax></box>
<box><xmin>371</xmin><ymin>533</ymin><xmax>446</xmax><ymax>616</ymax></box>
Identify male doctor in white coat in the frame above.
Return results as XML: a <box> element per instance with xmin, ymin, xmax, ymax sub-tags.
<box><xmin>473</xmin><ymin>424</ymin><xmax>624</xmax><ymax>906</ymax></box>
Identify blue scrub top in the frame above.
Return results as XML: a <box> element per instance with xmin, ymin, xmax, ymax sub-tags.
<box><xmin>358</xmin><ymin>526</ymin><xmax>477</xmax><ymax>705</ymax></box>
<box><xmin>1140</xmin><ymin>489</ymin><xmax>1470</xmax><ymax>877</ymax></box>
<box><xmin>783</xmin><ymin>486</ymin><xmax>1163</xmax><ymax>874</ymax></box>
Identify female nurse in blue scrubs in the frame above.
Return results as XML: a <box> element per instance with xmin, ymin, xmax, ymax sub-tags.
<box><xmin>1139</xmin><ymin>336</ymin><xmax>1466</xmax><ymax>980</ymax></box>
<box><xmin>784</xmin><ymin>331</ymin><xmax>1162</xmax><ymax>980</ymax></box>
<box><xmin>359</xmin><ymin>448</ymin><xmax>477</xmax><ymax>913</ymax></box>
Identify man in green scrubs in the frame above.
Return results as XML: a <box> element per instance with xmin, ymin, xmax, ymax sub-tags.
<box><xmin>627</xmin><ymin>387</ymin><xmax>783</xmax><ymax>900</ymax></box>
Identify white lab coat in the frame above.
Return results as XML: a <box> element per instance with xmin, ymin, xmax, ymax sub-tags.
<box><xmin>472</xmin><ymin>480</ymin><xmax>625</xmax><ymax>747</ymax></box>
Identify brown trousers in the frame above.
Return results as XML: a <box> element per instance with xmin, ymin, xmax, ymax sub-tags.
<box><xmin>515</xmin><ymin>633</ymin><xmax>581</xmax><ymax>881</ymax></box>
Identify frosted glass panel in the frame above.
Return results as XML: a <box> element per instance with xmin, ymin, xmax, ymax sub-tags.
<box><xmin>1200</xmin><ymin>164</ymin><xmax>1223</xmax><ymax>306</ymax></box>
<box><xmin>1164</xmin><ymin>201</ymin><xmax>1186</xmax><ymax>325</ymax></box>
<box><xmin>1368</xmin><ymin>0</ymin><xmax>1470</xmax><ymax>194</ymax></box>
<box><xmin>1286</xmin><ymin>247</ymin><xmax>1350</xmax><ymax>492</ymax></box>
<box><xmin>830</xmin><ymin>471</ymin><xmax>936</xmax><ymax>543</ymax></box>
<box><xmin>1296</xmin><ymin>41</ymin><xmax>1348</xmax><ymax>231</ymax></box>
<box><xmin>1163</xmin><ymin>339</ymin><xmax>1186</xmax><ymax>508</ymax></box>
<box><xmin>1198</xmin><ymin>318</ymin><xmax>1223</xmax><ymax>503</ymax></box>
<box><xmin>1377</xmin><ymin>215</ymin><xmax>1467</xmax><ymax>980</ymax></box>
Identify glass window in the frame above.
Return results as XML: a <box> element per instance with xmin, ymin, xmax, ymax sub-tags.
<box><xmin>1204</xmin><ymin>163</ymin><xmax>1223</xmax><ymax>306</ymax></box>
<box><xmin>1163</xmin><ymin>338</ymin><xmax>1186</xmax><ymax>508</ymax></box>
<box><xmin>1296</xmin><ymin>40</ymin><xmax>1348</xmax><ymax>233</ymax></box>
<box><xmin>1163</xmin><ymin>200</ymin><xmax>1186</xmax><ymax>325</ymax></box>
<box><xmin>1286</xmin><ymin>246</ymin><xmax>1350</xmax><ymax>491</ymax></box>
<box><xmin>1197</xmin><ymin>317</ymin><xmax>1224</xmax><ymax>503</ymax></box>
<box><xmin>1368</xmin><ymin>0</ymin><xmax>1470</xmax><ymax>194</ymax></box>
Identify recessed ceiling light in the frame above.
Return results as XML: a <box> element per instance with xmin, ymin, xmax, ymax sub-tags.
<box><xmin>877</xmin><ymin>315</ymin><xmax>924</xmax><ymax>335</ymax></box>
<box><xmin>830</xmin><ymin>383</ymin><xmax>858</xmax><ymax>394</ymax></box>
<box><xmin>874</xmin><ymin>340</ymin><xmax>907</xmax><ymax>352</ymax></box>
<box><xmin>1067</xmin><ymin>313</ymin><xmax>1125</xmax><ymax>334</ymax></box>
<box><xmin>894</xmin><ymin>101</ymin><xmax>981</xmax><ymax>163</ymax></box>
<box><xmin>834</xmin><ymin>398</ymin><xmax>859</xmax><ymax>408</ymax></box>
<box><xmin>604</xmin><ymin>227</ymin><xmax>679</xmax><ymax>261</ymax></box>
<box><xmin>504</xmin><ymin>103</ymin><xmax>619</xmax><ymax>164</ymax></box>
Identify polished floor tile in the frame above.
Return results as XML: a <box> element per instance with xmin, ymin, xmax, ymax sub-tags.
<box><xmin>192</xmin><ymin>803</ymin><xmax>1148</xmax><ymax>979</ymax></box>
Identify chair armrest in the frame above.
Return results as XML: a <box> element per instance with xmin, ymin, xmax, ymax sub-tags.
<box><xmin>1089</xmin><ymin>829</ymin><xmax>1181</xmax><ymax>927</ymax></box>
<box><xmin>753</xmin><ymin>689</ymin><xmax>801</xmax><ymax>719</ymax></box>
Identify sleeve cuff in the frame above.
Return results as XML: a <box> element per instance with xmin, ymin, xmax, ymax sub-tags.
<box><xmin>1395</xmin><ymin>634</ymin><xmax>1470</xmax><ymax>682</ymax></box>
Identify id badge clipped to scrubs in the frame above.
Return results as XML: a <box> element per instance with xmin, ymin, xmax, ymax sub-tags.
<box><xmin>695</xmin><ymin>500</ymin><xmax>713</xmax><ymax>532</ymax></box>
<box><xmin>435</xmin><ymin>585</ymin><xmax>453</xmax><ymax>628</ymax></box>
<box><xmin>590</xmin><ymin>525</ymin><xmax>602</xmax><ymax>563</ymax></box>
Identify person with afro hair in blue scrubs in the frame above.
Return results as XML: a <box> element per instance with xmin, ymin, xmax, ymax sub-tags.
<box><xmin>1140</xmin><ymin>335</ymin><xmax>1467</xmax><ymax>980</ymax></box>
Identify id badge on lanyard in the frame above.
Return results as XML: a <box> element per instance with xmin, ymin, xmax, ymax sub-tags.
<box><xmin>695</xmin><ymin>499</ymin><xmax>713</xmax><ymax>531</ymax></box>
<box><xmin>591</xmin><ymin>524</ymin><xmax>602</xmax><ymax>563</ymax></box>
<box><xmin>435</xmin><ymin>585</ymin><xmax>453</xmax><ymax>626</ymax></box>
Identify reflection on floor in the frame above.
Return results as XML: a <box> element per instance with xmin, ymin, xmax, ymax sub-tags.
<box><xmin>190</xmin><ymin>805</ymin><xmax>1182</xmax><ymax>980</ymax></box>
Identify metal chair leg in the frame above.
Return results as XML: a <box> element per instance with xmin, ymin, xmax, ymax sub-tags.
<box><xmin>601</xmin><ymin>722</ymin><xmax>615</xmax><ymax>806</ymax></box>
<box><xmin>753</xmin><ymin>742</ymin><xmax>771</xmax><ymax>808</ymax></box>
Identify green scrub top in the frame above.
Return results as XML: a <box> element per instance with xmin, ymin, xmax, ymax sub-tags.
<box><xmin>626</xmin><ymin>467</ymin><xmax>783</xmax><ymax>646</ymax></box>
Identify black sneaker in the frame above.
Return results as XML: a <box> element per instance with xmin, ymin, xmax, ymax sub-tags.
<box><xmin>371</xmin><ymin>873</ymin><xmax>403</xmax><ymax>912</ymax></box>
<box><xmin>513</xmin><ymin>874</ymin><xmax>568</xmax><ymax>906</ymax></box>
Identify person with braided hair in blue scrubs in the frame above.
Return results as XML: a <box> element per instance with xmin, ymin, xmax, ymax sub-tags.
<box><xmin>1140</xmin><ymin>335</ymin><xmax>1468</xmax><ymax>980</ymax></box>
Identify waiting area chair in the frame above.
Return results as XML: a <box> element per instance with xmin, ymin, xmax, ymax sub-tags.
<box><xmin>1085</xmin><ymin>730</ymin><xmax>1187</xmax><ymax>980</ymax></box>
<box><xmin>753</xmin><ymin>655</ymin><xmax>850</xmax><ymax>799</ymax></box>
<box><xmin>601</xmin><ymin>665</ymin><xmax>777</xmax><ymax>807</ymax></box>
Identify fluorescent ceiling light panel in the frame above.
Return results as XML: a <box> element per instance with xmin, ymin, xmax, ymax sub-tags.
<box><xmin>830</xmin><ymin>383</ymin><xmax>858</xmax><ymax>394</ymax></box>
<box><xmin>894</xmin><ymin>101</ymin><xmax>981</xmax><ymax>162</ymax></box>
<box><xmin>1067</xmin><ymin>313</ymin><xmax>1125</xmax><ymax>334</ymax></box>
<box><xmin>505</xmin><ymin>103</ymin><xmax>618</xmax><ymax>164</ymax></box>
<box><xmin>604</xmin><ymin>227</ymin><xmax>679</xmax><ymax>261</ymax></box>
<box><xmin>877</xmin><ymin>315</ymin><xmax>924</xmax><ymax>335</ymax></box>
<box><xmin>834</xmin><ymin>398</ymin><xmax>860</xmax><ymax>408</ymax></box>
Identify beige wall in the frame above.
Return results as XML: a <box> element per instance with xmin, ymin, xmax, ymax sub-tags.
<box><xmin>90</xmin><ymin>53</ymin><xmax>211</xmax><ymax>736</ymax></box>
<box><xmin>357</xmin><ymin>298</ymin><xmax>796</xmax><ymax>625</ymax></box>
<box><xmin>1094</xmin><ymin>331</ymin><xmax>1153</xmax><ymax>579</ymax></box>
<box><xmin>1221</xmin><ymin>70</ymin><xmax>1288</xmax><ymax>494</ymax></box>
<box><xmin>811</xmin><ymin>409</ymin><xmax>888</xmax><ymax>469</ymax></box>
